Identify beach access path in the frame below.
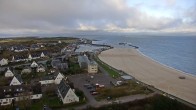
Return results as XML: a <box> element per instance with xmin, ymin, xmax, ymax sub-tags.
<box><xmin>98</xmin><ymin>48</ymin><xmax>196</xmax><ymax>105</ymax></box>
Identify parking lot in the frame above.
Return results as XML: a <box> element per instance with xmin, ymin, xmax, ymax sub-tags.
<box><xmin>68</xmin><ymin>73</ymin><xmax>117</xmax><ymax>106</ymax></box>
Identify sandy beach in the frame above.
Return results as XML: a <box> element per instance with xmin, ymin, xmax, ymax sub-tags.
<box><xmin>99</xmin><ymin>48</ymin><xmax>196</xmax><ymax>105</ymax></box>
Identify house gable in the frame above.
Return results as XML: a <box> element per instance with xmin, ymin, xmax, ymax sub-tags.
<box><xmin>54</xmin><ymin>73</ymin><xmax>64</xmax><ymax>84</ymax></box>
<box><xmin>40</xmin><ymin>52</ymin><xmax>45</xmax><ymax>57</ymax></box>
<box><xmin>10</xmin><ymin>76</ymin><xmax>21</xmax><ymax>86</ymax></box>
<box><xmin>31</xmin><ymin>61</ymin><xmax>38</xmax><ymax>68</ymax></box>
<box><xmin>63</xmin><ymin>89</ymin><xmax>79</xmax><ymax>104</ymax></box>
<box><xmin>0</xmin><ymin>58</ymin><xmax>8</xmax><ymax>66</ymax></box>
<box><xmin>5</xmin><ymin>69</ymin><xmax>14</xmax><ymax>77</ymax></box>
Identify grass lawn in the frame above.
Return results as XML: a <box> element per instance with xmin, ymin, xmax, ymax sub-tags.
<box><xmin>30</xmin><ymin>91</ymin><xmax>86</xmax><ymax>110</ymax></box>
<box><xmin>95</xmin><ymin>80</ymin><xmax>152</xmax><ymax>101</ymax></box>
<box><xmin>30</xmin><ymin>95</ymin><xmax>62</xmax><ymax>110</ymax></box>
<box><xmin>94</xmin><ymin>56</ymin><xmax>120</xmax><ymax>78</ymax></box>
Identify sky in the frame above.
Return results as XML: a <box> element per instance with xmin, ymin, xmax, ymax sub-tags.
<box><xmin>0</xmin><ymin>0</ymin><xmax>195</xmax><ymax>36</ymax></box>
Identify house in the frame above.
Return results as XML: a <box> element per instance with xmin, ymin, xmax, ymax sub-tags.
<box><xmin>29</xmin><ymin>52</ymin><xmax>45</xmax><ymax>60</ymax></box>
<box><xmin>30</xmin><ymin>44</ymin><xmax>40</xmax><ymax>50</ymax></box>
<box><xmin>0</xmin><ymin>58</ymin><xmax>8</xmax><ymax>66</ymax></box>
<box><xmin>78</xmin><ymin>55</ymin><xmax>90</xmax><ymax>68</ymax></box>
<box><xmin>0</xmin><ymin>84</ymin><xmax>42</xmax><ymax>106</ymax></box>
<box><xmin>28</xmin><ymin>54</ymin><xmax>33</xmax><ymax>61</ymax></box>
<box><xmin>31</xmin><ymin>61</ymin><xmax>38</xmax><ymax>68</ymax></box>
<box><xmin>10</xmin><ymin>74</ymin><xmax>23</xmax><ymax>86</ymax></box>
<box><xmin>4</xmin><ymin>68</ymin><xmax>14</xmax><ymax>77</ymax></box>
<box><xmin>54</xmin><ymin>72</ymin><xmax>65</xmax><ymax>84</ymax></box>
<box><xmin>57</xmin><ymin>79</ymin><xmax>79</xmax><ymax>104</ymax></box>
<box><xmin>21</xmin><ymin>66</ymin><xmax>32</xmax><ymax>74</ymax></box>
<box><xmin>39</xmin><ymin>75</ymin><xmax>55</xmax><ymax>85</ymax></box>
<box><xmin>39</xmin><ymin>73</ymin><xmax>65</xmax><ymax>85</ymax></box>
<box><xmin>31</xmin><ymin>53</ymin><xmax>41</xmax><ymax>59</ymax></box>
<box><xmin>40</xmin><ymin>52</ymin><xmax>45</xmax><ymax>58</ymax></box>
<box><xmin>51</xmin><ymin>59</ymin><xmax>68</xmax><ymax>71</ymax></box>
<box><xmin>13</xmin><ymin>45</ymin><xmax>28</xmax><ymax>52</ymax></box>
<box><xmin>36</xmin><ymin>64</ymin><xmax>45</xmax><ymax>73</ymax></box>
<box><xmin>58</xmin><ymin>40</ymin><xmax>62</xmax><ymax>43</ymax></box>
<box><xmin>12</xmin><ymin>55</ymin><xmax>28</xmax><ymax>62</ymax></box>
<box><xmin>88</xmin><ymin>61</ymin><xmax>98</xmax><ymax>74</ymax></box>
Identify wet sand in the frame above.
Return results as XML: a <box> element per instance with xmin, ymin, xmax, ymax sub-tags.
<box><xmin>99</xmin><ymin>48</ymin><xmax>196</xmax><ymax>105</ymax></box>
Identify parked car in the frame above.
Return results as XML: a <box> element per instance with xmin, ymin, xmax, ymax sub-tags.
<box><xmin>83</xmin><ymin>84</ymin><xmax>90</xmax><ymax>87</ymax></box>
<box><xmin>91</xmin><ymin>92</ymin><xmax>99</xmax><ymax>95</ymax></box>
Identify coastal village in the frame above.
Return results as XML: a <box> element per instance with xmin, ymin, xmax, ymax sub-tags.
<box><xmin>0</xmin><ymin>37</ymin><xmax>195</xmax><ymax>110</ymax></box>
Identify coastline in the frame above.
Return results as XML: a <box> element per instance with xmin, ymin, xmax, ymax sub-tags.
<box><xmin>98</xmin><ymin>48</ymin><xmax>196</xmax><ymax>105</ymax></box>
<box><xmin>137</xmin><ymin>49</ymin><xmax>196</xmax><ymax>78</ymax></box>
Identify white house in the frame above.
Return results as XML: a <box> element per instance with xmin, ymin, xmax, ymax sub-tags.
<box><xmin>58</xmin><ymin>40</ymin><xmax>62</xmax><ymax>43</ymax></box>
<box><xmin>28</xmin><ymin>54</ymin><xmax>32</xmax><ymax>61</ymax></box>
<box><xmin>0</xmin><ymin>84</ymin><xmax>42</xmax><ymax>106</ymax></box>
<box><xmin>39</xmin><ymin>75</ymin><xmax>54</xmax><ymax>85</ymax></box>
<box><xmin>4</xmin><ymin>68</ymin><xmax>14</xmax><ymax>77</ymax></box>
<box><xmin>10</xmin><ymin>75</ymin><xmax>23</xmax><ymax>86</ymax></box>
<box><xmin>40</xmin><ymin>52</ymin><xmax>45</xmax><ymax>58</ymax></box>
<box><xmin>0</xmin><ymin>58</ymin><xmax>8</xmax><ymax>66</ymax></box>
<box><xmin>31</xmin><ymin>61</ymin><xmax>38</xmax><ymax>68</ymax></box>
<box><xmin>36</xmin><ymin>65</ymin><xmax>45</xmax><ymax>72</ymax></box>
<box><xmin>39</xmin><ymin>73</ymin><xmax>65</xmax><ymax>85</ymax></box>
<box><xmin>57</xmin><ymin>79</ymin><xmax>79</xmax><ymax>104</ymax></box>
<box><xmin>54</xmin><ymin>73</ymin><xmax>65</xmax><ymax>84</ymax></box>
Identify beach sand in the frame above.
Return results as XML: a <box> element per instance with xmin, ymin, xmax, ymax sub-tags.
<box><xmin>99</xmin><ymin>48</ymin><xmax>196</xmax><ymax>105</ymax></box>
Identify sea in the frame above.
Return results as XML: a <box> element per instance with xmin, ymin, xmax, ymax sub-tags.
<box><xmin>77</xmin><ymin>35</ymin><xmax>196</xmax><ymax>76</ymax></box>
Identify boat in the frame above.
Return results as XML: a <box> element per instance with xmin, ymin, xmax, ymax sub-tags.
<box><xmin>119</xmin><ymin>42</ymin><xmax>126</xmax><ymax>45</ymax></box>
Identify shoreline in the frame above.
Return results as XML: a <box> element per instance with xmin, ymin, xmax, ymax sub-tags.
<box><xmin>98</xmin><ymin>48</ymin><xmax>196</xmax><ymax>105</ymax></box>
<box><xmin>137</xmin><ymin>49</ymin><xmax>196</xmax><ymax>78</ymax></box>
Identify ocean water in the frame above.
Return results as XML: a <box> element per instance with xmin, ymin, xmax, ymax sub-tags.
<box><xmin>78</xmin><ymin>35</ymin><xmax>196</xmax><ymax>76</ymax></box>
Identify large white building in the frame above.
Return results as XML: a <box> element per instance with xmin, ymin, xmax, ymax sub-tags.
<box><xmin>88</xmin><ymin>61</ymin><xmax>98</xmax><ymax>74</ymax></box>
<box><xmin>57</xmin><ymin>79</ymin><xmax>79</xmax><ymax>104</ymax></box>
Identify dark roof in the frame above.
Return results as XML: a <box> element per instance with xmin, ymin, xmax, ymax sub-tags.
<box><xmin>38</xmin><ymin>64</ymin><xmax>45</xmax><ymax>69</ymax></box>
<box><xmin>30</xmin><ymin>44</ymin><xmax>40</xmax><ymax>49</ymax></box>
<box><xmin>51</xmin><ymin>59</ymin><xmax>61</xmax><ymax>68</ymax></box>
<box><xmin>31</xmin><ymin>53</ymin><xmax>40</xmax><ymax>58</ymax></box>
<box><xmin>23</xmin><ymin>66</ymin><xmax>32</xmax><ymax>70</ymax></box>
<box><xmin>14</xmin><ymin>74</ymin><xmax>23</xmax><ymax>83</ymax></box>
<box><xmin>78</xmin><ymin>55</ymin><xmax>89</xmax><ymax>63</ymax></box>
<box><xmin>41</xmin><ymin>74</ymin><xmax>56</xmax><ymax>80</ymax></box>
<box><xmin>58</xmin><ymin>79</ymin><xmax>70</xmax><ymax>98</ymax></box>
<box><xmin>14</xmin><ymin>45</ymin><xmax>28</xmax><ymax>50</ymax></box>
<box><xmin>13</xmin><ymin>55</ymin><xmax>28</xmax><ymax>60</ymax></box>
<box><xmin>0</xmin><ymin>84</ymin><xmax>42</xmax><ymax>99</ymax></box>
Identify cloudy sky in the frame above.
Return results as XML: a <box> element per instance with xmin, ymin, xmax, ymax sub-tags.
<box><xmin>0</xmin><ymin>0</ymin><xmax>195</xmax><ymax>36</ymax></box>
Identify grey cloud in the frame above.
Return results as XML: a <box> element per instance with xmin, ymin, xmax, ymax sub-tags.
<box><xmin>0</xmin><ymin>0</ymin><xmax>195</xmax><ymax>35</ymax></box>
